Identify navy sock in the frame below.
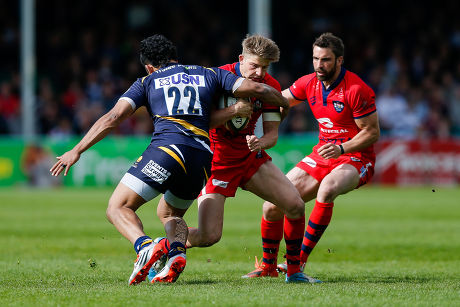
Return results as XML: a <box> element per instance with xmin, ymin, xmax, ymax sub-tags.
<box><xmin>168</xmin><ymin>241</ymin><xmax>186</xmax><ymax>258</ymax></box>
<box><xmin>134</xmin><ymin>236</ymin><xmax>153</xmax><ymax>254</ymax></box>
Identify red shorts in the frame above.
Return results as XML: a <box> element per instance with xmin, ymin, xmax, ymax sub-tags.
<box><xmin>296</xmin><ymin>149</ymin><xmax>375</xmax><ymax>188</ymax></box>
<box><xmin>200</xmin><ymin>150</ymin><xmax>271</xmax><ymax>197</ymax></box>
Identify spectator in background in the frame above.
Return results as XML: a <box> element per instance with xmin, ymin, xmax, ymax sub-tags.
<box><xmin>0</xmin><ymin>81</ymin><xmax>20</xmax><ymax>134</ymax></box>
<box><xmin>21</xmin><ymin>144</ymin><xmax>61</xmax><ymax>187</ymax></box>
<box><xmin>1</xmin><ymin>0</ymin><xmax>460</xmax><ymax>138</ymax></box>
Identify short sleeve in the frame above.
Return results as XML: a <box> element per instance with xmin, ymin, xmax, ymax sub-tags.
<box><xmin>120</xmin><ymin>78</ymin><xmax>147</xmax><ymax>110</ymax></box>
<box><xmin>213</xmin><ymin>67</ymin><xmax>240</xmax><ymax>93</ymax></box>
<box><xmin>350</xmin><ymin>85</ymin><xmax>377</xmax><ymax>119</ymax></box>
<box><xmin>289</xmin><ymin>75</ymin><xmax>310</xmax><ymax>101</ymax></box>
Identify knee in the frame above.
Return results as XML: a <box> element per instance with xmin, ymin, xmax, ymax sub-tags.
<box><xmin>106</xmin><ymin>197</ymin><xmax>126</xmax><ymax>224</ymax></box>
<box><xmin>263</xmin><ymin>202</ymin><xmax>285</xmax><ymax>220</ymax></box>
<box><xmin>285</xmin><ymin>196</ymin><xmax>305</xmax><ymax>218</ymax></box>
<box><xmin>317</xmin><ymin>185</ymin><xmax>337</xmax><ymax>203</ymax></box>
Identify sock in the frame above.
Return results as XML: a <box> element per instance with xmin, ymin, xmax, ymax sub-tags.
<box><xmin>300</xmin><ymin>201</ymin><xmax>334</xmax><ymax>264</ymax></box>
<box><xmin>134</xmin><ymin>235</ymin><xmax>153</xmax><ymax>254</ymax></box>
<box><xmin>159</xmin><ymin>237</ymin><xmax>171</xmax><ymax>252</ymax></box>
<box><xmin>284</xmin><ymin>215</ymin><xmax>305</xmax><ymax>276</ymax></box>
<box><xmin>261</xmin><ymin>216</ymin><xmax>284</xmax><ymax>268</ymax></box>
<box><xmin>168</xmin><ymin>241</ymin><xmax>186</xmax><ymax>258</ymax></box>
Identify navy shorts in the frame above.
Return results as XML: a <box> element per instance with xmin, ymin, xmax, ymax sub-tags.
<box><xmin>121</xmin><ymin>143</ymin><xmax>212</xmax><ymax>209</ymax></box>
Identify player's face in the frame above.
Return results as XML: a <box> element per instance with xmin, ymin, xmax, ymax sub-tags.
<box><xmin>312</xmin><ymin>46</ymin><xmax>343</xmax><ymax>82</ymax></box>
<box><xmin>239</xmin><ymin>54</ymin><xmax>271</xmax><ymax>82</ymax></box>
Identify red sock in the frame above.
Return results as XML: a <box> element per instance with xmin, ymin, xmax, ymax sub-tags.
<box><xmin>284</xmin><ymin>215</ymin><xmax>305</xmax><ymax>276</ymax></box>
<box><xmin>160</xmin><ymin>238</ymin><xmax>171</xmax><ymax>251</ymax></box>
<box><xmin>261</xmin><ymin>216</ymin><xmax>283</xmax><ymax>268</ymax></box>
<box><xmin>300</xmin><ymin>201</ymin><xmax>334</xmax><ymax>264</ymax></box>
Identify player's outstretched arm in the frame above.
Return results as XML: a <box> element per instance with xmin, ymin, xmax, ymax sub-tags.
<box><xmin>280</xmin><ymin>89</ymin><xmax>303</xmax><ymax>121</ymax></box>
<box><xmin>50</xmin><ymin>99</ymin><xmax>134</xmax><ymax>176</ymax></box>
<box><xmin>234</xmin><ymin>79</ymin><xmax>289</xmax><ymax>108</ymax></box>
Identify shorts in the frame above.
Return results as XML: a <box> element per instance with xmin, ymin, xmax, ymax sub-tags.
<box><xmin>200</xmin><ymin>150</ymin><xmax>271</xmax><ymax>197</ymax></box>
<box><xmin>296</xmin><ymin>149</ymin><xmax>375</xmax><ymax>188</ymax></box>
<box><xmin>121</xmin><ymin>143</ymin><xmax>212</xmax><ymax>209</ymax></box>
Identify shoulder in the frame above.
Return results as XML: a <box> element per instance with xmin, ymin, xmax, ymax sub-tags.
<box><xmin>294</xmin><ymin>72</ymin><xmax>317</xmax><ymax>86</ymax></box>
<box><xmin>219</xmin><ymin>63</ymin><xmax>237</xmax><ymax>73</ymax></box>
<box><xmin>263</xmin><ymin>73</ymin><xmax>281</xmax><ymax>91</ymax></box>
<box><xmin>344</xmin><ymin>70</ymin><xmax>375</xmax><ymax>96</ymax></box>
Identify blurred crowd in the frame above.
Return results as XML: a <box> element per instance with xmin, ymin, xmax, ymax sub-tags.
<box><xmin>1</xmin><ymin>0</ymin><xmax>460</xmax><ymax>140</ymax></box>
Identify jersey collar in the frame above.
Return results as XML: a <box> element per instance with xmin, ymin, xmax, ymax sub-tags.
<box><xmin>322</xmin><ymin>67</ymin><xmax>346</xmax><ymax>92</ymax></box>
<box><xmin>235</xmin><ymin>62</ymin><xmax>243</xmax><ymax>77</ymax></box>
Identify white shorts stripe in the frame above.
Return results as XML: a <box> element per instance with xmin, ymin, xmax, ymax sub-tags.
<box><xmin>120</xmin><ymin>173</ymin><xmax>160</xmax><ymax>202</ymax></box>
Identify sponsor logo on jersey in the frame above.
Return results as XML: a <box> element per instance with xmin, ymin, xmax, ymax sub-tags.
<box><xmin>309</xmin><ymin>96</ymin><xmax>317</xmax><ymax>106</ymax></box>
<box><xmin>133</xmin><ymin>156</ymin><xmax>143</xmax><ymax>168</ymax></box>
<box><xmin>212</xmin><ymin>179</ymin><xmax>229</xmax><ymax>188</ymax></box>
<box><xmin>302</xmin><ymin>157</ymin><xmax>317</xmax><ymax>168</ymax></box>
<box><xmin>333</xmin><ymin>101</ymin><xmax>344</xmax><ymax>113</ymax></box>
<box><xmin>350</xmin><ymin>157</ymin><xmax>362</xmax><ymax>162</ymax></box>
<box><xmin>141</xmin><ymin>160</ymin><xmax>171</xmax><ymax>183</ymax></box>
<box><xmin>317</xmin><ymin>117</ymin><xmax>334</xmax><ymax>128</ymax></box>
<box><xmin>337</xmin><ymin>87</ymin><xmax>344</xmax><ymax>99</ymax></box>
<box><xmin>359</xmin><ymin>162</ymin><xmax>373</xmax><ymax>178</ymax></box>
<box><xmin>155</xmin><ymin>73</ymin><xmax>205</xmax><ymax>88</ymax></box>
<box><xmin>320</xmin><ymin>128</ymin><xmax>349</xmax><ymax>134</ymax></box>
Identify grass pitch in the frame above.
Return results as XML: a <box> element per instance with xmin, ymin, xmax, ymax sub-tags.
<box><xmin>0</xmin><ymin>186</ymin><xmax>459</xmax><ymax>306</ymax></box>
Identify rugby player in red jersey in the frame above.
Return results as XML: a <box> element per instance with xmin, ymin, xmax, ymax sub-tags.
<box><xmin>149</xmin><ymin>34</ymin><xmax>311</xmax><ymax>283</ymax></box>
<box><xmin>245</xmin><ymin>32</ymin><xmax>380</xmax><ymax>282</ymax></box>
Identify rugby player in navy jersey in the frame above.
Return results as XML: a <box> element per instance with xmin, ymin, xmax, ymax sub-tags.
<box><xmin>50</xmin><ymin>34</ymin><xmax>288</xmax><ymax>284</ymax></box>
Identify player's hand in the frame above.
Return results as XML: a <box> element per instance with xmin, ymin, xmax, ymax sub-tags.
<box><xmin>246</xmin><ymin>135</ymin><xmax>261</xmax><ymax>152</ymax></box>
<box><xmin>50</xmin><ymin>149</ymin><xmax>81</xmax><ymax>176</ymax></box>
<box><xmin>234</xmin><ymin>99</ymin><xmax>253</xmax><ymax>118</ymax></box>
<box><xmin>317</xmin><ymin>143</ymin><xmax>341</xmax><ymax>160</ymax></box>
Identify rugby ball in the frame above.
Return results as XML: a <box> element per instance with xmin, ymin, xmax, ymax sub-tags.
<box><xmin>220</xmin><ymin>94</ymin><xmax>250</xmax><ymax>132</ymax></box>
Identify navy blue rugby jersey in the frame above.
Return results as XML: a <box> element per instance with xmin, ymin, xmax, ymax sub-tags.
<box><xmin>121</xmin><ymin>63</ymin><xmax>241</xmax><ymax>152</ymax></box>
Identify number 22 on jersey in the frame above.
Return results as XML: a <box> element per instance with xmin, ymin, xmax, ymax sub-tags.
<box><xmin>155</xmin><ymin>73</ymin><xmax>205</xmax><ymax>116</ymax></box>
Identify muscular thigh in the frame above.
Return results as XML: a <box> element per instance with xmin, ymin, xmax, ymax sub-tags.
<box><xmin>317</xmin><ymin>164</ymin><xmax>360</xmax><ymax>203</ymax></box>
<box><xmin>286</xmin><ymin>166</ymin><xmax>320</xmax><ymax>202</ymax></box>
<box><xmin>244</xmin><ymin>161</ymin><xmax>300</xmax><ymax>207</ymax></box>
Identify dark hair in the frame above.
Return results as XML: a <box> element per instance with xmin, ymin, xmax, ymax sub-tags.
<box><xmin>139</xmin><ymin>34</ymin><xmax>178</xmax><ymax>68</ymax></box>
<box><xmin>313</xmin><ymin>32</ymin><xmax>344</xmax><ymax>59</ymax></box>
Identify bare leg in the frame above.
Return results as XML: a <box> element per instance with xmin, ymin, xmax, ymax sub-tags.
<box><xmin>156</xmin><ymin>196</ymin><xmax>188</xmax><ymax>245</ymax></box>
<box><xmin>106</xmin><ymin>182</ymin><xmax>147</xmax><ymax>244</ymax></box>
<box><xmin>187</xmin><ymin>193</ymin><xmax>226</xmax><ymax>248</ymax></box>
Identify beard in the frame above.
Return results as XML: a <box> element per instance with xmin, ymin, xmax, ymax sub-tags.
<box><xmin>315</xmin><ymin>61</ymin><xmax>337</xmax><ymax>82</ymax></box>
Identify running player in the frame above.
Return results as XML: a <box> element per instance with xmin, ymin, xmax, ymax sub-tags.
<box><xmin>245</xmin><ymin>32</ymin><xmax>380</xmax><ymax>282</ymax></box>
<box><xmin>49</xmin><ymin>34</ymin><xmax>289</xmax><ymax>284</ymax></box>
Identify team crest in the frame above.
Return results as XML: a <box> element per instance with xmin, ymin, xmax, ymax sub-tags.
<box><xmin>253</xmin><ymin>99</ymin><xmax>262</xmax><ymax>111</ymax></box>
<box><xmin>333</xmin><ymin>101</ymin><xmax>344</xmax><ymax>113</ymax></box>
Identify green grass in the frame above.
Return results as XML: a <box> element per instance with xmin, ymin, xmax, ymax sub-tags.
<box><xmin>1</xmin><ymin>186</ymin><xmax>459</xmax><ymax>306</ymax></box>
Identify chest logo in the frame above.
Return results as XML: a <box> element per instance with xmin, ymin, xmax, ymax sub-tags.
<box><xmin>317</xmin><ymin>117</ymin><xmax>334</xmax><ymax>128</ymax></box>
<box><xmin>333</xmin><ymin>101</ymin><xmax>344</xmax><ymax>113</ymax></box>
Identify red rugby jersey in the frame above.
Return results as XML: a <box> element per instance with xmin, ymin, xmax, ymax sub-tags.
<box><xmin>290</xmin><ymin>67</ymin><xmax>376</xmax><ymax>159</ymax></box>
<box><xmin>210</xmin><ymin>62</ymin><xmax>281</xmax><ymax>156</ymax></box>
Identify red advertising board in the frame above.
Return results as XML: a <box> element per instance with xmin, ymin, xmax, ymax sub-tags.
<box><xmin>373</xmin><ymin>138</ymin><xmax>460</xmax><ymax>185</ymax></box>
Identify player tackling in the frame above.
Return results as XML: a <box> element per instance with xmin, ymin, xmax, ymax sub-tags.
<box><xmin>245</xmin><ymin>32</ymin><xmax>380</xmax><ymax>282</ymax></box>
<box><xmin>149</xmin><ymin>34</ymin><xmax>314</xmax><ymax>283</ymax></box>
<box><xmin>49</xmin><ymin>34</ymin><xmax>289</xmax><ymax>284</ymax></box>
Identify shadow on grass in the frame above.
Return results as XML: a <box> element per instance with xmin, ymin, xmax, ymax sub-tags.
<box><xmin>325</xmin><ymin>275</ymin><xmax>442</xmax><ymax>284</ymax></box>
<box><xmin>153</xmin><ymin>279</ymin><xmax>217</xmax><ymax>286</ymax></box>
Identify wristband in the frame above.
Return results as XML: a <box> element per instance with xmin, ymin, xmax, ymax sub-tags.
<box><xmin>339</xmin><ymin>144</ymin><xmax>345</xmax><ymax>155</ymax></box>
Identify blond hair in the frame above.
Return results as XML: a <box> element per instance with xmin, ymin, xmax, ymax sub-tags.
<box><xmin>242</xmin><ymin>34</ymin><xmax>280</xmax><ymax>62</ymax></box>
